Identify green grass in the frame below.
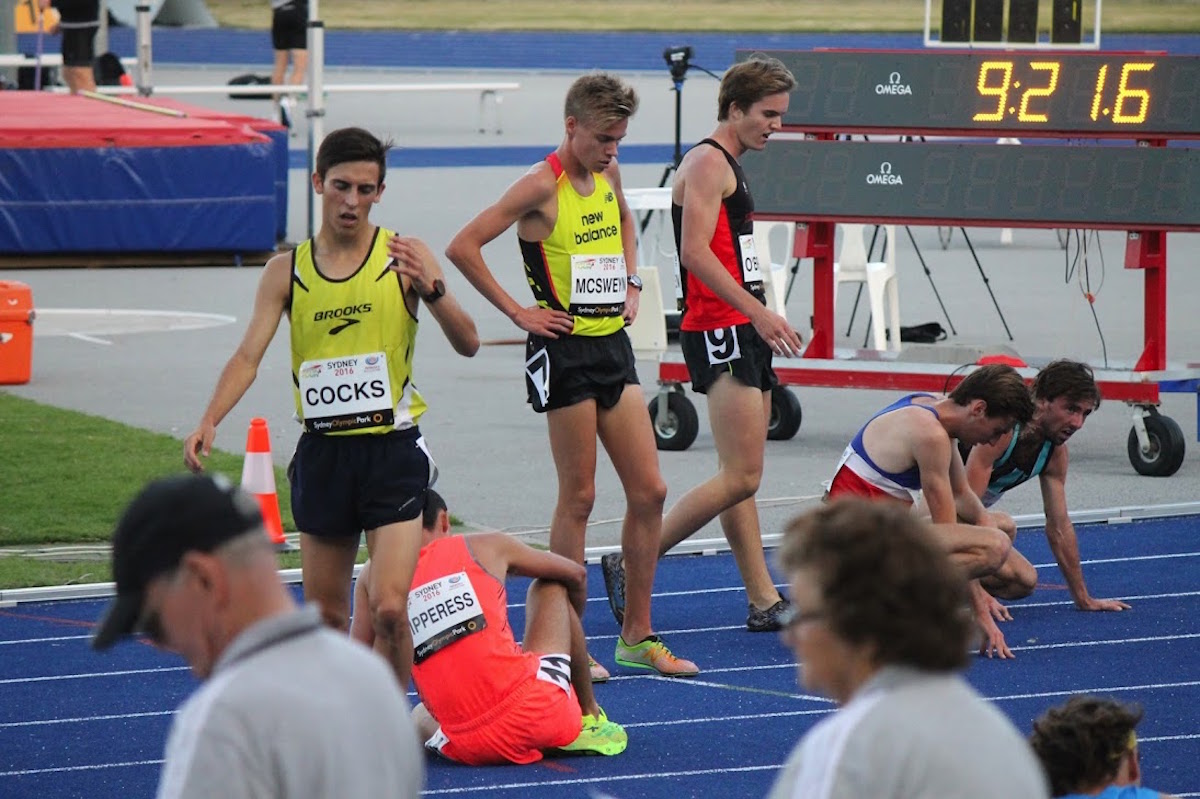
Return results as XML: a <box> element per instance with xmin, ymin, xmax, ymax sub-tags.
<box><xmin>0</xmin><ymin>391</ymin><xmax>300</xmax><ymax>589</ymax></box>
<box><xmin>0</xmin><ymin>392</ymin><xmax>294</xmax><ymax>546</ymax></box>
<box><xmin>204</xmin><ymin>0</ymin><xmax>1200</xmax><ymax>33</ymax></box>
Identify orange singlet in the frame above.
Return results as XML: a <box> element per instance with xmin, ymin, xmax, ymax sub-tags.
<box><xmin>407</xmin><ymin>535</ymin><xmax>580</xmax><ymax>765</ymax></box>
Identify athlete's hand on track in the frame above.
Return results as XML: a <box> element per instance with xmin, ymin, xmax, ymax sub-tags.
<box><xmin>1079</xmin><ymin>596</ymin><xmax>1132</xmax><ymax>612</ymax></box>
<box><xmin>985</xmin><ymin>593</ymin><xmax>1013</xmax><ymax>622</ymax></box>
<box><xmin>751</xmin><ymin>308</ymin><xmax>803</xmax><ymax>358</ymax></box>
<box><xmin>512</xmin><ymin>305</ymin><xmax>574</xmax><ymax>338</ymax></box>
<box><xmin>977</xmin><ymin>615</ymin><xmax>1015</xmax><ymax>659</ymax></box>
<box><xmin>183</xmin><ymin>423</ymin><xmax>216</xmax><ymax>472</ymax></box>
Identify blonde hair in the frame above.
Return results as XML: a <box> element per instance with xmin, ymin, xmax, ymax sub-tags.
<box><xmin>564</xmin><ymin>72</ymin><xmax>639</xmax><ymax>128</ymax></box>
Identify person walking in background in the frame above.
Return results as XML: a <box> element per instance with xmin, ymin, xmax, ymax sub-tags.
<box><xmin>269</xmin><ymin>0</ymin><xmax>308</xmax><ymax>128</ymax></box>
<box><xmin>446</xmin><ymin>73</ymin><xmax>697</xmax><ymax>679</ymax></box>
<box><xmin>38</xmin><ymin>0</ymin><xmax>98</xmax><ymax>93</ymax></box>
<box><xmin>1030</xmin><ymin>695</ymin><xmax>1179</xmax><ymax>799</ymax></box>
<box><xmin>601</xmin><ymin>55</ymin><xmax>800</xmax><ymax>635</ymax></box>
<box><xmin>92</xmin><ymin>473</ymin><xmax>424</xmax><ymax>799</ymax></box>
<box><xmin>768</xmin><ymin>499</ymin><xmax>1049</xmax><ymax>799</ymax></box>
<box><xmin>183</xmin><ymin>127</ymin><xmax>479</xmax><ymax>690</ymax></box>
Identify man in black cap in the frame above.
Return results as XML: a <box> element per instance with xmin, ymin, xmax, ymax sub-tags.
<box><xmin>93</xmin><ymin>473</ymin><xmax>423</xmax><ymax>799</ymax></box>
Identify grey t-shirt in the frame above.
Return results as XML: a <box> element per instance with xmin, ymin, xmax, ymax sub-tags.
<box><xmin>156</xmin><ymin>606</ymin><xmax>423</xmax><ymax>799</ymax></box>
<box><xmin>768</xmin><ymin>666</ymin><xmax>1049</xmax><ymax>799</ymax></box>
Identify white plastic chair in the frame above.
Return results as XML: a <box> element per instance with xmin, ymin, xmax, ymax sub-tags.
<box><xmin>833</xmin><ymin>223</ymin><xmax>900</xmax><ymax>351</ymax></box>
<box><xmin>752</xmin><ymin>220</ymin><xmax>795</xmax><ymax>321</ymax></box>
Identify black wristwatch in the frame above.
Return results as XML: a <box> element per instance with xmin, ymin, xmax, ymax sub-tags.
<box><xmin>627</xmin><ymin>274</ymin><xmax>643</xmax><ymax>291</ymax></box>
<box><xmin>421</xmin><ymin>279</ymin><xmax>445</xmax><ymax>304</ymax></box>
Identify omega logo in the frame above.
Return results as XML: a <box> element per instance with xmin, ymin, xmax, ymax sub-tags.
<box><xmin>875</xmin><ymin>71</ymin><xmax>913</xmax><ymax>95</ymax></box>
<box><xmin>866</xmin><ymin>161</ymin><xmax>904</xmax><ymax>185</ymax></box>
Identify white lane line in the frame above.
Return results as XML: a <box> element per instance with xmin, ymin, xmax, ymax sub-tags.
<box><xmin>0</xmin><ymin>666</ymin><xmax>189</xmax><ymax>685</ymax></box>
<box><xmin>0</xmin><ymin>710</ymin><xmax>173</xmax><ymax>729</ymax></box>
<box><xmin>0</xmin><ymin>759</ymin><xmax>163</xmax><ymax>778</ymax></box>
<box><xmin>0</xmin><ymin>635</ymin><xmax>92</xmax><ymax>646</ymax></box>
<box><xmin>423</xmin><ymin>764</ymin><xmax>782</xmax><ymax>795</ymax></box>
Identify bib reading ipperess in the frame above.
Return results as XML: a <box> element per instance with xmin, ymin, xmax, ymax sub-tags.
<box><xmin>298</xmin><ymin>351</ymin><xmax>394</xmax><ymax>433</ymax></box>
<box><xmin>408</xmin><ymin>570</ymin><xmax>487</xmax><ymax>663</ymax></box>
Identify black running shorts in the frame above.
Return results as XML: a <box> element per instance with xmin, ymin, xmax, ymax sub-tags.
<box><xmin>60</xmin><ymin>26</ymin><xmax>98</xmax><ymax>68</ymax></box>
<box><xmin>525</xmin><ymin>330</ymin><xmax>639</xmax><ymax>413</ymax></box>
<box><xmin>288</xmin><ymin>427</ymin><xmax>435</xmax><ymax>538</ymax></box>
<box><xmin>271</xmin><ymin>2</ymin><xmax>308</xmax><ymax>51</ymax></box>
<box><xmin>679</xmin><ymin>322</ymin><xmax>778</xmax><ymax>395</ymax></box>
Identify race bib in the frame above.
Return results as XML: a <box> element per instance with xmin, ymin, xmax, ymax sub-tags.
<box><xmin>738</xmin><ymin>234</ymin><xmax>763</xmax><ymax>285</ymax></box>
<box><xmin>408</xmin><ymin>571</ymin><xmax>487</xmax><ymax>664</ymax></box>
<box><xmin>568</xmin><ymin>253</ymin><xmax>626</xmax><ymax>317</ymax></box>
<box><xmin>298</xmin><ymin>352</ymin><xmax>394</xmax><ymax>433</ymax></box>
<box><xmin>705</xmin><ymin>326</ymin><xmax>742</xmax><ymax>366</ymax></box>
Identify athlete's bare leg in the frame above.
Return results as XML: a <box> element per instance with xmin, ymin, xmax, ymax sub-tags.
<box><xmin>522</xmin><ymin>580</ymin><xmax>599</xmax><ymax>718</ymax></box>
<box><xmin>596</xmin><ymin>384</ymin><xmax>668</xmax><ymax>645</ymax></box>
<box><xmin>659</xmin><ymin>376</ymin><xmax>780</xmax><ymax>608</ymax></box>
<box><xmin>365</xmin><ymin>517</ymin><xmax>424</xmax><ymax>688</ymax></box>
<box><xmin>300</xmin><ymin>532</ymin><xmax>359</xmax><ymax>631</ymax></box>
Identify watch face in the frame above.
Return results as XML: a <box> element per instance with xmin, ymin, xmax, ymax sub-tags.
<box><xmin>628</xmin><ymin>275</ymin><xmax>643</xmax><ymax>289</ymax></box>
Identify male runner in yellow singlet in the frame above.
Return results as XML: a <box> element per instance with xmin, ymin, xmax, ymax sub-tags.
<box><xmin>446</xmin><ymin>74</ymin><xmax>697</xmax><ymax>678</ymax></box>
<box><xmin>184</xmin><ymin>126</ymin><xmax>479</xmax><ymax>688</ymax></box>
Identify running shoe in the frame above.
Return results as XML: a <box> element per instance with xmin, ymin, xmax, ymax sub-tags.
<box><xmin>600</xmin><ymin>552</ymin><xmax>626</xmax><ymax>625</ymax></box>
<box><xmin>588</xmin><ymin>654</ymin><xmax>610</xmax><ymax>683</ymax></box>
<box><xmin>555</xmin><ymin>707</ymin><xmax>628</xmax><ymax>756</ymax></box>
<box><xmin>746</xmin><ymin>598</ymin><xmax>792</xmax><ymax>633</ymax></box>
<box><xmin>278</xmin><ymin>96</ymin><xmax>292</xmax><ymax>129</ymax></box>
<box><xmin>614</xmin><ymin>634</ymin><xmax>699</xmax><ymax>677</ymax></box>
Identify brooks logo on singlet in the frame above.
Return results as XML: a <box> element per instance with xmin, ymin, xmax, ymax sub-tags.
<box><xmin>313</xmin><ymin>304</ymin><xmax>372</xmax><ymax>321</ymax></box>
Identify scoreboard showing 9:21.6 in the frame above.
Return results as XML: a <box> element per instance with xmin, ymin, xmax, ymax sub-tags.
<box><xmin>743</xmin><ymin>50</ymin><xmax>1200</xmax><ymax>138</ymax></box>
<box><xmin>736</xmin><ymin>50</ymin><xmax>1200</xmax><ymax>229</ymax></box>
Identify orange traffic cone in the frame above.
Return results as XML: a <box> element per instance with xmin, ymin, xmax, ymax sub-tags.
<box><xmin>241</xmin><ymin>418</ymin><xmax>295</xmax><ymax>552</ymax></box>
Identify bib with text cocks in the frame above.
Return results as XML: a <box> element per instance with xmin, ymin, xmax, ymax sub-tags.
<box><xmin>298</xmin><ymin>351</ymin><xmax>394</xmax><ymax>433</ymax></box>
<box><xmin>569</xmin><ymin>253</ymin><xmax>627</xmax><ymax>317</ymax></box>
<box><xmin>408</xmin><ymin>570</ymin><xmax>487</xmax><ymax>664</ymax></box>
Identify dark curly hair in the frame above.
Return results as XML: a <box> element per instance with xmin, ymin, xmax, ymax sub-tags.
<box><xmin>1029</xmin><ymin>695</ymin><xmax>1143</xmax><ymax>796</ymax></box>
<box><xmin>1033</xmin><ymin>359</ymin><xmax>1102</xmax><ymax>408</ymax></box>
<box><xmin>778</xmin><ymin>499</ymin><xmax>971</xmax><ymax>672</ymax></box>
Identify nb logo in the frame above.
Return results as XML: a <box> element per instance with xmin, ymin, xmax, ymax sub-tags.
<box><xmin>605</xmin><ymin>192</ymin><xmax>614</xmax><ymax>202</ymax></box>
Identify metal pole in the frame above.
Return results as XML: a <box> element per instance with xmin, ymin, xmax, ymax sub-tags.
<box><xmin>135</xmin><ymin>2</ymin><xmax>152</xmax><ymax>96</ymax></box>
<box><xmin>1</xmin><ymin>0</ymin><xmax>18</xmax><ymax>88</ymax></box>
<box><xmin>306</xmin><ymin>0</ymin><xmax>325</xmax><ymax>239</ymax></box>
<box><xmin>96</xmin><ymin>0</ymin><xmax>108</xmax><ymax>54</ymax></box>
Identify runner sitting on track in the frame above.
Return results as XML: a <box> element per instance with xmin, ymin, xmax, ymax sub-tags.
<box><xmin>961</xmin><ymin>359</ymin><xmax>1129</xmax><ymax>612</ymax></box>
<box><xmin>352</xmin><ymin>489</ymin><xmax>628</xmax><ymax>764</ymax></box>
<box><xmin>826</xmin><ymin>363</ymin><xmax>1035</xmax><ymax>659</ymax></box>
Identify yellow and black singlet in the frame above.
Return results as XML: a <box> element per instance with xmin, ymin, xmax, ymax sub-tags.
<box><xmin>518</xmin><ymin>152</ymin><xmax>627</xmax><ymax>338</ymax></box>
<box><xmin>289</xmin><ymin>226</ymin><xmax>427</xmax><ymax>435</ymax></box>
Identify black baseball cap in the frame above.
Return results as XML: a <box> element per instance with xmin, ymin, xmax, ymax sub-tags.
<box><xmin>92</xmin><ymin>473</ymin><xmax>263</xmax><ymax>651</ymax></box>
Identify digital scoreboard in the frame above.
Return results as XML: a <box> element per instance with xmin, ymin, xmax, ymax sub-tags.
<box><xmin>743</xmin><ymin>140</ymin><xmax>1199</xmax><ymax>229</ymax></box>
<box><xmin>737</xmin><ymin>50</ymin><xmax>1200</xmax><ymax>138</ymax></box>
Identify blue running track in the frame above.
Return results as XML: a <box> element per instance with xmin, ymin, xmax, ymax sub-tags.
<box><xmin>2</xmin><ymin>514</ymin><xmax>1198</xmax><ymax>798</ymax></box>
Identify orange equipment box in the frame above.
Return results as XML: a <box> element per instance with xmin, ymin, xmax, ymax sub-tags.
<box><xmin>0</xmin><ymin>281</ymin><xmax>35</xmax><ymax>385</ymax></box>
